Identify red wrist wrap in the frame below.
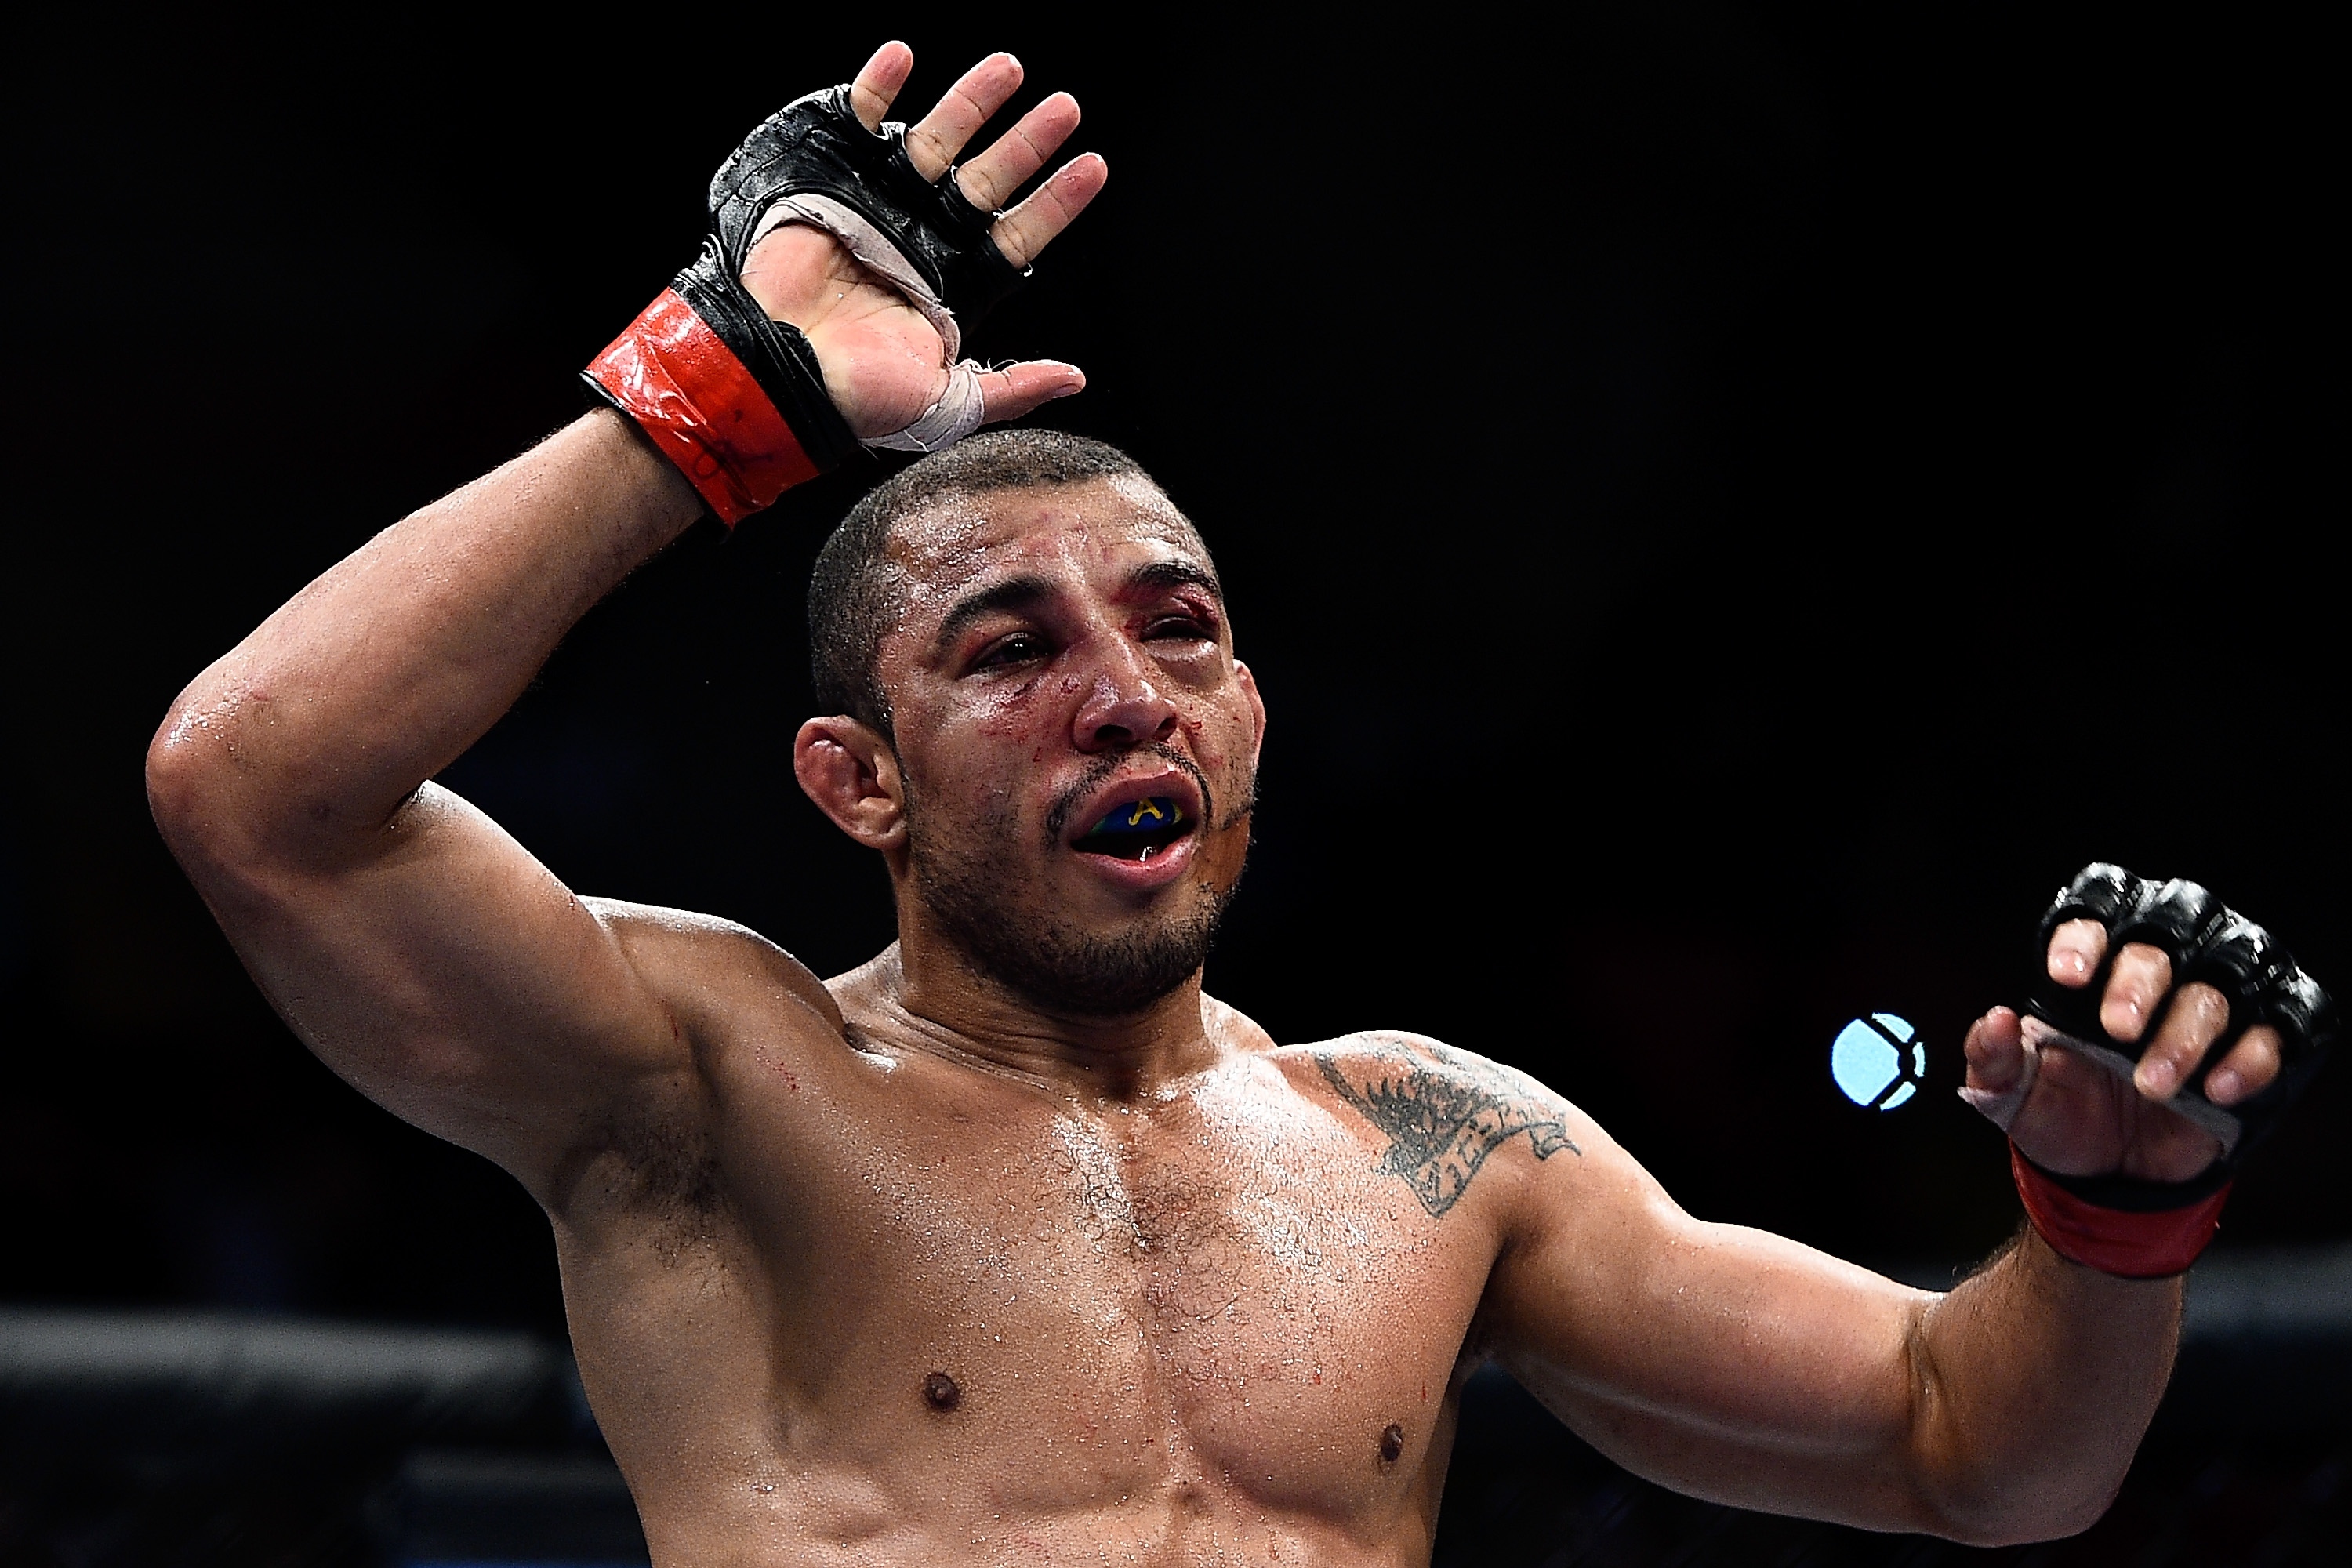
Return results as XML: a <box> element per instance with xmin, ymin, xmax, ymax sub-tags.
<box><xmin>2009</xmin><ymin>1144</ymin><xmax>2229</xmax><ymax>1279</ymax></box>
<box><xmin>586</xmin><ymin>289</ymin><xmax>819</xmax><ymax>526</ymax></box>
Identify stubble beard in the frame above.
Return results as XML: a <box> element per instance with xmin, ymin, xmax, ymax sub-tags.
<box><xmin>905</xmin><ymin>750</ymin><xmax>1252</xmax><ymax>1018</ymax></box>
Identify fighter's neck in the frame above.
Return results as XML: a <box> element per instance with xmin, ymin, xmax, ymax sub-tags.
<box><xmin>828</xmin><ymin>942</ymin><xmax>1247</xmax><ymax>1102</ymax></box>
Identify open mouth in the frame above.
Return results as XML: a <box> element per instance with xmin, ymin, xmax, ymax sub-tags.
<box><xmin>1071</xmin><ymin>795</ymin><xmax>1195</xmax><ymax>862</ymax></box>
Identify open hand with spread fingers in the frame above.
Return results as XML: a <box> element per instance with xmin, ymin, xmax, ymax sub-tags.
<box><xmin>735</xmin><ymin>42</ymin><xmax>1107</xmax><ymax>441</ymax></box>
<box><xmin>584</xmin><ymin>42</ymin><xmax>1107</xmax><ymax>525</ymax></box>
<box><xmin>1961</xmin><ymin>865</ymin><xmax>2336</xmax><ymax>1276</ymax></box>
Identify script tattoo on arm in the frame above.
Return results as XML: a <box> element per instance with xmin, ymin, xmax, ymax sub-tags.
<box><xmin>1314</xmin><ymin>1036</ymin><xmax>1580</xmax><ymax>1218</ymax></box>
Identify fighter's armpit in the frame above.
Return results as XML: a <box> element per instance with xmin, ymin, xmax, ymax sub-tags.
<box><xmin>1305</xmin><ymin>1033</ymin><xmax>1581</xmax><ymax>1218</ymax></box>
<box><xmin>543</xmin><ymin>902</ymin><xmax>842</xmax><ymax>1223</ymax></box>
<box><xmin>584</xmin><ymin>898</ymin><xmax>847</xmax><ymax>1053</ymax></box>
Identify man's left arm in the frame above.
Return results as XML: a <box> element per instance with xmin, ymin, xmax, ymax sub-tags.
<box><xmin>1479</xmin><ymin>869</ymin><xmax>2331</xmax><ymax>1544</ymax></box>
<box><xmin>1481</xmin><ymin>1120</ymin><xmax>2172</xmax><ymax>1543</ymax></box>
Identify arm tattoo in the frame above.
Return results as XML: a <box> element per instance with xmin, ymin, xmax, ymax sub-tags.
<box><xmin>1314</xmin><ymin>1037</ymin><xmax>1580</xmax><ymax>1217</ymax></box>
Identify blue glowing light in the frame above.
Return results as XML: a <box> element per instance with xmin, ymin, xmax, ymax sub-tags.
<box><xmin>1832</xmin><ymin>1020</ymin><xmax>1900</xmax><ymax>1105</ymax></box>
<box><xmin>1832</xmin><ymin>1014</ymin><xmax>1926</xmax><ymax>1111</ymax></box>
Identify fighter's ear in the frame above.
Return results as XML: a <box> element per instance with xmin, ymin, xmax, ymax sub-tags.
<box><xmin>793</xmin><ymin>717</ymin><xmax>906</xmax><ymax>851</ymax></box>
<box><xmin>1236</xmin><ymin>659</ymin><xmax>1268</xmax><ymax>770</ymax></box>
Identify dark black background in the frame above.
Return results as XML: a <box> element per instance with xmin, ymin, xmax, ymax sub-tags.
<box><xmin>3</xmin><ymin>2</ymin><xmax>2343</xmax><ymax>1349</ymax></box>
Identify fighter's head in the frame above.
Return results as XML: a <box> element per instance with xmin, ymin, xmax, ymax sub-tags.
<box><xmin>793</xmin><ymin>432</ymin><xmax>1265</xmax><ymax>1019</ymax></box>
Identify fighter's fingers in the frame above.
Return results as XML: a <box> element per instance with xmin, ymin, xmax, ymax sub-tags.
<box><xmin>2203</xmin><ymin>1025</ymin><xmax>2285</xmax><ymax>1106</ymax></box>
<box><xmin>2100</xmin><ymin>941</ymin><xmax>2174</xmax><ymax>1044</ymax></box>
<box><xmin>2046</xmin><ymin>917</ymin><xmax>2107</xmax><ymax>989</ymax></box>
<box><xmin>2132</xmin><ymin>980</ymin><xmax>2230</xmax><ymax>1101</ymax></box>
<box><xmin>849</xmin><ymin>41</ymin><xmax>915</xmax><ymax>132</ymax></box>
<box><xmin>990</xmin><ymin>154</ymin><xmax>1109</xmax><ymax>270</ymax></box>
<box><xmin>902</xmin><ymin>52</ymin><xmax>1024</xmax><ymax>182</ymax></box>
<box><xmin>955</xmin><ymin>92</ymin><xmax>1081</xmax><ymax>214</ymax></box>
<box><xmin>977</xmin><ymin>360</ymin><xmax>1087</xmax><ymax>423</ymax></box>
<box><xmin>1962</xmin><ymin>1007</ymin><xmax>2027</xmax><ymax>1094</ymax></box>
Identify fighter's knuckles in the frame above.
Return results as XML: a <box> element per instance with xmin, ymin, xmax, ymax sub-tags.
<box><xmin>2045</xmin><ymin>917</ymin><xmax>2107</xmax><ymax>988</ymax></box>
<box><xmin>2010</xmin><ymin>866</ymin><xmax>2334</xmax><ymax>1273</ymax></box>
<box><xmin>2167</xmin><ymin>981</ymin><xmax>2233</xmax><ymax>1049</ymax></box>
<box><xmin>2100</xmin><ymin>942</ymin><xmax>2173</xmax><ymax>1042</ymax></box>
<box><xmin>2132</xmin><ymin>988</ymin><xmax>2224</xmax><ymax>1102</ymax></box>
<box><xmin>2204</xmin><ymin>1025</ymin><xmax>2284</xmax><ymax>1106</ymax></box>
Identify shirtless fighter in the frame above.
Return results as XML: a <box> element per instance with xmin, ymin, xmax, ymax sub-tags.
<box><xmin>147</xmin><ymin>42</ymin><xmax>2335</xmax><ymax>1563</ymax></box>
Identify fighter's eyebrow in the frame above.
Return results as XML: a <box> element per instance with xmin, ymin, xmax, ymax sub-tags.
<box><xmin>1126</xmin><ymin>558</ymin><xmax>1225</xmax><ymax>607</ymax></box>
<box><xmin>929</xmin><ymin>559</ymin><xmax>1227</xmax><ymax>661</ymax></box>
<box><xmin>931</xmin><ymin>574</ymin><xmax>1056</xmax><ymax>657</ymax></box>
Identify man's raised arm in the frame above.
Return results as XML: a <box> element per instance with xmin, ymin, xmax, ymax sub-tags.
<box><xmin>144</xmin><ymin>42</ymin><xmax>1104</xmax><ymax>1189</ymax></box>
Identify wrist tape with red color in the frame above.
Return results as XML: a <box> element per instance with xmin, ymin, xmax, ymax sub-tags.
<box><xmin>586</xmin><ymin>291</ymin><xmax>814</xmax><ymax>526</ymax></box>
<box><xmin>584</xmin><ymin>246</ymin><xmax>858</xmax><ymax>526</ymax></box>
<box><xmin>2010</xmin><ymin>1143</ymin><xmax>2229</xmax><ymax>1279</ymax></box>
<box><xmin>586</xmin><ymin>290</ymin><xmax>810</xmax><ymax>524</ymax></box>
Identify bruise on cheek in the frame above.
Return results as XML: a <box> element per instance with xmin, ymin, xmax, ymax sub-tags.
<box><xmin>970</xmin><ymin>677</ymin><xmax>1055</xmax><ymax>741</ymax></box>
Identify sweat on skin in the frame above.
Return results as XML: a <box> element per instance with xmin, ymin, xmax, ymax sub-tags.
<box><xmin>140</xmin><ymin>38</ymin><xmax>2265</xmax><ymax>1566</ymax></box>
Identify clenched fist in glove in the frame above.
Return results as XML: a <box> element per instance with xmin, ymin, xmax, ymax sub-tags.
<box><xmin>1962</xmin><ymin>864</ymin><xmax>2337</xmax><ymax>1277</ymax></box>
<box><xmin>586</xmin><ymin>43</ymin><xmax>1105</xmax><ymax>524</ymax></box>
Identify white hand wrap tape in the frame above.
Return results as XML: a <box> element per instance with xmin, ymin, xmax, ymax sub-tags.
<box><xmin>750</xmin><ymin>194</ymin><xmax>992</xmax><ymax>453</ymax></box>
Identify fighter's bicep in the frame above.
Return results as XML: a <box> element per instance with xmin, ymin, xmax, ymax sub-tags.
<box><xmin>1486</xmin><ymin>1135</ymin><xmax>1927</xmax><ymax>1479</ymax></box>
<box><xmin>215</xmin><ymin>783</ymin><xmax>677</xmax><ymax>1166</ymax></box>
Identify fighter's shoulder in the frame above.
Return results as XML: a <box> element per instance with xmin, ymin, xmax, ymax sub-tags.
<box><xmin>1277</xmin><ymin>1029</ymin><xmax>1578</xmax><ymax>1109</ymax></box>
<box><xmin>583</xmin><ymin>897</ymin><xmax>844</xmax><ymax>1040</ymax></box>
<box><xmin>1267</xmin><ymin>1031</ymin><xmax>1621</xmax><ymax>1225</ymax></box>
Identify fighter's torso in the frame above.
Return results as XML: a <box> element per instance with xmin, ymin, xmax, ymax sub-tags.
<box><xmin>546</xmin><ymin>936</ymin><xmax>1519</xmax><ymax>1567</ymax></box>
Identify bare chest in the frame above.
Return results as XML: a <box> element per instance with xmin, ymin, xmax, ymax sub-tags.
<box><xmin>710</xmin><ymin>1047</ymin><xmax>1496</xmax><ymax>1511</ymax></box>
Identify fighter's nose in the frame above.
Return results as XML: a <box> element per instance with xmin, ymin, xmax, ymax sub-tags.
<box><xmin>1073</xmin><ymin>671</ymin><xmax>1178</xmax><ymax>752</ymax></box>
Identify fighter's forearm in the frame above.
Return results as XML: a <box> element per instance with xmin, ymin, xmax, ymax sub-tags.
<box><xmin>1907</xmin><ymin>1227</ymin><xmax>2180</xmax><ymax>1541</ymax></box>
<box><xmin>149</xmin><ymin>412</ymin><xmax>699</xmax><ymax>859</ymax></box>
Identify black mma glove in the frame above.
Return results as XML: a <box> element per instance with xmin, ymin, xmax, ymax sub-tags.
<box><xmin>707</xmin><ymin>84</ymin><xmax>1029</xmax><ymax>324</ymax></box>
<box><xmin>585</xmin><ymin>85</ymin><xmax>1030</xmax><ymax>524</ymax></box>
<box><xmin>2024</xmin><ymin>863</ymin><xmax>2335</xmax><ymax>1203</ymax></box>
<box><xmin>1981</xmin><ymin>864</ymin><xmax>2336</xmax><ymax>1277</ymax></box>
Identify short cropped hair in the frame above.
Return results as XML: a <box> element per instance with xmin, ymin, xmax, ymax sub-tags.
<box><xmin>808</xmin><ymin>430</ymin><xmax>1155</xmax><ymax>736</ymax></box>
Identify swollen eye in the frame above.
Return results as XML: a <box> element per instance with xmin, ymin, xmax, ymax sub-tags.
<box><xmin>1089</xmin><ymin>797</ymin><xmax>1185</xmax><ymax>836</ymax></box>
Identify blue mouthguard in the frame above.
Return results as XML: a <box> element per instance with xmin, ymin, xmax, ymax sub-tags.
<box><xmin>1089</xmin><ymin>797</ymin><xmax>1186</xmax><ymax>836</ymax></box>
